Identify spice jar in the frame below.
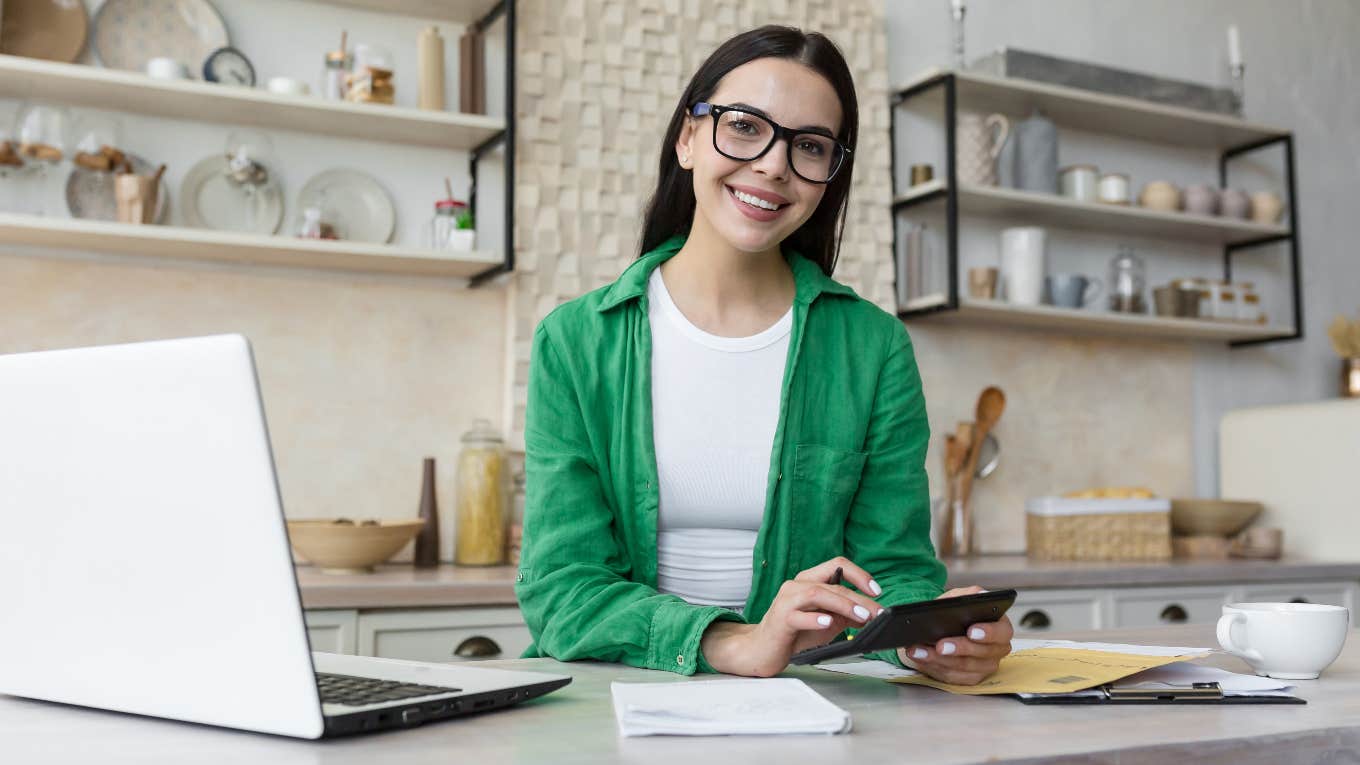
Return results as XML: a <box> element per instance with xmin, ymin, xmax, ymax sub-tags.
<box><xmin>454</xmin><ymin>419</ymin><xmax>508</xmax><ymax>566</ymax></box>
<box><xmin>319</xmin><ymin>37</ymin><xmax>351</xmax><ymax>101</ymax></box>
<box><xmin>429</xmin><ymin>198</ymin><xmax>475</xmax><ymax>250</ymax></box>
<box><xmin>1212</xmin><ymin>281</ymin><xmax>1239</xmax><ymax>320</ymax></box>
<box><xmin>1237</xmin><ymin>282</ymin><xmax>1264</xmax><ymax>324</ymax></box>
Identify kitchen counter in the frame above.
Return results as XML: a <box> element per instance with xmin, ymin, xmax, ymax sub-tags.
<box><xmin>2</xmin><ymin>624</ymin><xmax>1356</xmax><ymax>764</ymax></box>
<box><xmin>296</xmin><ymin>557</ymin><xmax>1360</xmax><ymax>610</ymax></box>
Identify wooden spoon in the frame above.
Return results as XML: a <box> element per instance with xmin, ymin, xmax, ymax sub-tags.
<box><xmin>958</xmin><ymin>387</ymin><xmax>1006</xmax><ymax>554</ymax></box>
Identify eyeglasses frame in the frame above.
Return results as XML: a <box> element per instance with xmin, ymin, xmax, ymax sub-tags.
<box><xmin>689</xmin><ymin>101</ymin><xmax>851</xmax><ymax>184</ymax></box>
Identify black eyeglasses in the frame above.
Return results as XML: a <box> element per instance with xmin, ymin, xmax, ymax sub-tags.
<box><xmin>689</xmin><ymin>102</ymin><xmax>850</xmax><ymax>184</ymax></box>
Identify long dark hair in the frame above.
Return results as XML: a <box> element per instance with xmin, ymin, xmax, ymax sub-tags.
<box><xmin>638</xmin><ymin>26</ymin><xmax>859</xmax><ymax>276</ymax></box>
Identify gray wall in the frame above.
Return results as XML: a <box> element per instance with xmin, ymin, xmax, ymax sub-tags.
<box><xmin>883</xmin><ymin>0</ymin><xmax>1360</xmax><ymax>495</ymax></box>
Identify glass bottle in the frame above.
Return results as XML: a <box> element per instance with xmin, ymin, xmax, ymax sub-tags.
<box><xmin>507</xmin><ymin>462</ymin><xmax>526</xmax><ymax>566</ymax></box>
<box><xmin>1107</xmin><ymin>246</ymin><xmax>1147</xmax><ymax>313</ymax></box>
<box><xmin>320</xmin><ymin>48</ymin><xmax>351</xmax><ymax>101</ymax></box>
<box><xmin>454</xmin><ymin>419</ymin><xmax>508</xmax><ymax>566</ymax></box>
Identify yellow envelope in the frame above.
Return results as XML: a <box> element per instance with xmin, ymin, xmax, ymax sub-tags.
<box><xmin>889</xmin><ymin>647</ymin><xmax>1212</xmax><ymax>695</ymax></box>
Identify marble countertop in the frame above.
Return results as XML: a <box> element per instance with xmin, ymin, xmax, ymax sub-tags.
<box><xmin>2</xmin><ymin>623</ymin><xmax>1357</xmax><ymax>764</ymax></box>
<box><xmin>296</xmin><ymin>557</ymin><xmax>1360</xmax><ymax>610</ymax></box>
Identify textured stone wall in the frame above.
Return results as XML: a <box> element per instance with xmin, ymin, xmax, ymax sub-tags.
<box><xmin>507</xmin><ymin>0</ymin><xmax>894</xmax><ymax>443</ymax></box>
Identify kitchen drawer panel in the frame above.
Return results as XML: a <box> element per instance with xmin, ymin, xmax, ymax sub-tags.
<box><xmin>1010</xmin><ymin>594</ymin><xmax>1100</xmax><ymax>633</ymax></box>
<box><xmin>369</xmin><ymin>623</ymin><xmax>533</xmax><ymax>664</ymax></box>
<box><xmin>304</xmin><ymin>609</ymin><xmax>358</xmax><ymax>654</ymax></box>
<box><xmin>1236</xmin><ymin>583</ymin><xmax>1350</xmax><ymax>608</ymax></box>
<box><xmin>1111</xmin><ymin>589</ymin><xmax>1228</xmax><ymax>628</ymax></box>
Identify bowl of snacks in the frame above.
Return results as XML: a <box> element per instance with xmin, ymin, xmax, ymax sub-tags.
<box><xmin>286</xmin><ymin>518</ymin><xmax>425</xmax><ymax>574</ymax></box>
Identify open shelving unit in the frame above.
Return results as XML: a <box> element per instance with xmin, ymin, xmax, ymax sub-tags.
<box><xmin>890</xmin><ymin>68</ymin><xmax>1302</xmax><ymax>347</ymax></box>
<box><xmin>0</xmin><ymin>0</ymin><xmax>516</xmax><ymax>284</ymax></box>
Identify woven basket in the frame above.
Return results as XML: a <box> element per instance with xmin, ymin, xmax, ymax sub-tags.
<box><xmin>1026</xmin><ymin>497</ymin><xmax>1172</xmax><ymax>561</ymax></box>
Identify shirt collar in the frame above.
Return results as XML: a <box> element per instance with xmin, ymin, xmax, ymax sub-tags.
<box><xmin>595</xmin><ymin>234</ymin><xmax>855</xmax><ymax>313</ymax></box>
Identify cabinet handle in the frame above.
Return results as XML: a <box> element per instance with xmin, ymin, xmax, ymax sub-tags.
<box><xmin>454</xmin><ymin>635</ymin><xmax>502</xmax><ymax>659</ymax></box>
<box><xmin>1159</xmin><ymin>604</ymin><xmax>1189</xmax><ymax>623</ymax></box>
<box><xmin>1019</xmin><ymin>609</ymin><xmax>1051</xmax><ymax>630</ymax></box>
<box><xmin>1289</xmin><ymin>597</ymin><xmax>1310</xmax><ymax>604</ymax></box>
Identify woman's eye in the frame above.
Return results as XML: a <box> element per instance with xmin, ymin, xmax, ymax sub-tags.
<box><xmin>796</xmin><ymin>139</ymin><xmax>826</xmax><ymax>156</ymax></box>
<box><xmin>729</xmin><ymin>120</ymin><xmax>757</xmax><ymax>134</ymax></box>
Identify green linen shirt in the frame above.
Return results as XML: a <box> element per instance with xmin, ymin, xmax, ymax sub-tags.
<box><xmin>515</xmin><ymin>235</ymin><xmax>946</xmax><ymax>675</ymax></box>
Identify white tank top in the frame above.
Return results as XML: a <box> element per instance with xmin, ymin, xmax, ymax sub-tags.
<box><xmin>647</xmin><ymin>268</ymin><xmax>792</xmax><ymax>611</ymax></box>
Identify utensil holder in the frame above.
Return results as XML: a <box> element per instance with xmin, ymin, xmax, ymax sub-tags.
<box><xmin>114</xmin><ymin>174</ymin><xmax>159</xmax><ymax>224</ymax></box>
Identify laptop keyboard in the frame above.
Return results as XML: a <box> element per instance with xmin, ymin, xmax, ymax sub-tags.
<box><xmin>316</xmin><ymin>672</ymin><xmax>461</xmax><ymax>707</ymax></box>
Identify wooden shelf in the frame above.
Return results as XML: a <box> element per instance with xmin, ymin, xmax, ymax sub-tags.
<box><xmin>896</xmin><ymin>68</ymin><xmax>1289</xmax><ymax>150</ymax></box>
<box><xmin>313</xmin><ymin>0</ymin><xmax>501</xmax><ymax>24</ymax></box>
<box><xmin>0</xmin><ymin>54</ymin><xmax>504</xmax><ymax>151</ymax></box>
<box><xmin>0</xmin><ymin>214</ymin><xmax>501</xmax><ymax>278</ymax></box>
<box><xmin>894</xmin><ymin>180</ymin><xmax>1291</xmax><ymax>245</ymax></box>
<box><xmin>904</xmin><ymin>295</ymin><xmax>1293</xmax><ymax>343</ymax></box>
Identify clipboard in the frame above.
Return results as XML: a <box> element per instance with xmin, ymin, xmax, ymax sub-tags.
<box><xmin>1017</xmin><ymin>681</ymin><xmax>1306</xmax><ymax>705</ymax></box>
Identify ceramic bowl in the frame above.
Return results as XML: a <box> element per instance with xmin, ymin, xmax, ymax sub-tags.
<box><xmin>1169</xmin><ymin>499</ymin><xmax>1263</xmax><ymax>537</ymax></box>
<box><xmin>287</xmin><ymin>518</ymin><xmax>425</xmax><ymax>574</ymax></box>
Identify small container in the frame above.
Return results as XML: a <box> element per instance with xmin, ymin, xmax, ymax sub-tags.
<box><xmin>1173</xmin><ymin>278</ymin><xmax>1206</xmax><ymax>318</ymax></box>
<box><xmin>298</xmin><ymin>206</ymin><xmax>323</xmax><ymax>239</ymax></box>
<box><xmin>320</xmin><ymin>48</ymin><xmax>351</xmax><ymax>101</ymax></box>
<box><xmin>454</xmin><ymin>419</ymin><xmax>508</xmax><ymax>566</ymax></box>
<box><xmin>1059</xmin><ymin>164</ymin><xmax>1099</xmax><ymax>202</ymax></box>
<box><xmin>347</xmin><ymin>43</ymin><xmax>395</xmax><ymax>104</ymax></box>
<box><xmin>1097</xmin><ymin>172</ymin><xmax>1131</xmax><ymax>205</ymax></box>
<box><xmin>1184</xmin><ymin>184</ymin><xmax>1220</xmax><ymax>216</ymax></box>
<box><xmin>909</xmin><ymin>163</ymin><xmax>934</xmax><ymax>186</ymax></box>
<box><xmin>1237</xmin><ymin>281</ymin><xmax>1263</xmax><ymax>323</ymax></box>
<box><xmin>1210</xmin><ymin>281</ymin><xmax>1239</xmax><ymax>320</ymax></box>
<box><xmin>430</xmin><ymin>198</ymin><xmax>476</xmax><ymax>250</ymax></box>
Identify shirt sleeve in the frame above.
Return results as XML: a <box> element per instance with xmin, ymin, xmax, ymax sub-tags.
<box><xmin>515</xmin><ymin>320</ymin><xmax>745</xmax><ymax>675</ymax></box>
<box><xmin>843</xmin><ymin>320</ymin><xmax>948</xmax><ymax>667</ymax></box>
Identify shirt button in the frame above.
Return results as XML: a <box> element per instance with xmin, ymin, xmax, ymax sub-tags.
<box><xmin>761</xmin><ymin>560</ymin><xmax>768</xmax><ymax>568</ymax></box>
<box><xmin>777</xmin><ymin>472</ymin><xmax>783</xmax><ymax>481</ymax></box>
<box><xmin>676</xmin><ymin>655</ymin><xmax>685</xmax><ymax>665</ymax></box>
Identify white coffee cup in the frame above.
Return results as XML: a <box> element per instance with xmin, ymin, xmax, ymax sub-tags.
<box><xmin>1217</xmin><ymin>602</ymin><xmax>1350</xmax><ymax>680</ymax></box>
<box><xmin>145</xmin><ymin>57</ymin><xmax>189</xmax><ymax>80</ymax></box>
<box><xmin>1000</xmin><ymin>226</ymin><xmax>1046</xmax><ymax>305</ymax></box>
<box><xmin>267</xmin><ymin>76</ymin><xmax>312</xmax><ymax>97</ymax></box>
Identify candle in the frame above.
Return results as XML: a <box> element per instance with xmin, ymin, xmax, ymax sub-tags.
<box><xmin>1228</xmin><ymin>24</ymin><xmax>1242</xmax><ymax>68</ymax></box>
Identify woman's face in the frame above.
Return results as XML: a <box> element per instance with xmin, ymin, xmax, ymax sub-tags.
<box><xmin>677</xmin><ymin>57</ymin><xmax>843</xmax><ymax>255</ymax></box>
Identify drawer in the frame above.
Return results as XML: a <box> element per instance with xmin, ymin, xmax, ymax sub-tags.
<box><xmin>357</xmin><ymin>607</ymin><xmax>532</xmax><ymax>663</ymax></box>
<box><xmin>1010</xmin><ymin>592</ymin><xmax>1101</xmax><ymax>633</ymax></box>
<box><xmin>304</xmin><ymin>609</ymin><xmax>358</xmax><ymax>654</ymax></box>
<box><xmin>1110</xmin><ymin>588</ymin><xmax>1229</xmax><ymax>628</ymax></box>
<box><xmin>1236</xmin><ymin>583</ymin><xmax>1350</xmax><ymax>609</ymax></box>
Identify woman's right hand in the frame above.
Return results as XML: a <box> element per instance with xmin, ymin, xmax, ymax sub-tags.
<box><xmin>700</xmin><ymin>557</ymin><xmax>884</xmax><ymax>677</ymax></box>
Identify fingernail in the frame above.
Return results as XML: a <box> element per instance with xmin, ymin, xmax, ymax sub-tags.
<box><xmin>869</xmin><ymin>579</ymin><xmax>882</xmax><ymax>596</ymax></box>
<box><xmin>817</xmin><ymin>614</ymin><xmax>832</xmax><ymax>627</ymax></box>
<box><xmin>969</xmin><ymin>627</ymin><xmax>985</xmax><ymax>640</ymax></box>
<box><xmin>853</xmin><ymin>605</ymin><xmax>871</xmax><ymax>621</ymax></box>
<box><xmin>876</xmin><ymin>609</ymin><xmax>885</xmax><ymax>617</ymax></box>
<box><xmin>912</xmin><ymin>648</ymin><xmax>928</xmax><ymax>660</ymax></box>
<box><xmin>941</xmin><ymin>642</ymin><xmax>956</xmax><ymax>655</ymax></box>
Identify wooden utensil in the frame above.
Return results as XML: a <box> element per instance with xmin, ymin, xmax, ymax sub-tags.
<box><xmin>957</xmin><ymin>387</ymin><xmax>1006</xmax><ymax>555</ymax></box>
<box><xmin>943</xmin><ymin>422</ymin><xmax>974</xmax><ymax>557</ymax></box>
<box><xmin>938</xmin><ymin>433</ymin><xmax>958</xmax><ymax>558</ymax></box>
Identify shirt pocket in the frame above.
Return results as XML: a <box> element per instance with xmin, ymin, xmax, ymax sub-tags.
<box><xmin>791</xmin><ymin>443</ymin><xmax>868</xmax><ymax>569</ymax></box>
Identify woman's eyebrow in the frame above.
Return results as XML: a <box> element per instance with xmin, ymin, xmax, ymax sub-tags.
<box><xmin>727</xmin><ymin>101</ymin><xmax>835</xmax><ymax>135</ymax></box>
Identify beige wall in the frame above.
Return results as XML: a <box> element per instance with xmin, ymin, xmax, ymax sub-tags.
<box><xmin>507</xmin><ymin>0</ymin><xmax>1194</xmax><ymax>553</ymax></box>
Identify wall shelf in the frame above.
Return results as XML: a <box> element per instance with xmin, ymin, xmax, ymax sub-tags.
<box><xmin>908</xmin><ymin>295</ymin><xmax>1294</xmax><ymax>344</ymax></box>
<box><xmin>890</xmin><ymin>69</ymin><xmax>1302</xmax><ymax>348</ymax></box>
<box><xmin>894</xmin><ymin>180</ymin><xmax>1290</xmax><ymax>246</ymax></box>
<box><xmin>0</xmin><ymin>214</ymin><xmax>501</xmax><ymax>278</ymax></box>
<box><xmin>0</xmin><ymin>54</ymin><xmax>505</xmax><ymax>151</ymax></box>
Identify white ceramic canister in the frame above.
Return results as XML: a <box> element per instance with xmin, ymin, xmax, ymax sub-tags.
<box><xmin>1059</xmin><ymin>165</ymin><xmax>1099</xmax><ymax>202</ymax></box>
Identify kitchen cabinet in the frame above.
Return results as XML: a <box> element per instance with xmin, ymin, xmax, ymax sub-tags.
<box><xmin>1010</xmin><ymin>589</ymin><xmax>1103</xmax><ymax>633</ymax></box>
<box><xmin>306</xmin><ymin>606</ymin><xmax>531</xmax><ymax>663</ymax></box>
<box><xmin>303</xmin><ymin>609</ymin><xmax>359</xmax><ymax>654</ymax></box>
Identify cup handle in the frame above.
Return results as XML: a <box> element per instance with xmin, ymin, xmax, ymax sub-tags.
<box><xmin>985</xmin><ymin>114</ymin><xmax>1011</xmax><ymax>161</ymax></box>
<box><xmin>1083</xmin><ymin>278</ymin><xmax>1104</xmax><ymax>307</ymax></box>
<box><xmin>1216</xmin><ymin>613</ymin><xmax>1264</xmax><ymax>662</ymax></box>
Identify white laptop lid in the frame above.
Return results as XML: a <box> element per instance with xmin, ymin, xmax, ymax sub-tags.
<box><xmin>0</xmin><ymin>335</ymin><xmax>325</xmax><ymax>739</ymax></box>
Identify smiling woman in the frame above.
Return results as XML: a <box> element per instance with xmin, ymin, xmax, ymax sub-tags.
<box><xmin>515</xmin><ymin>25</ymin><xmax>1013</xmax><ymax>683</ymax></box>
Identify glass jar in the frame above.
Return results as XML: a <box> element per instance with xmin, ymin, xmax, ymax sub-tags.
<box><xmin>1107</xmin><ymin>246</ymin><xmax>1147</xmax><ymax>313</ymax></box>
<box><xmin>454</xmin><ymin>419</ymin><xmax>508</xmax><ymax>566</ymax></box>
<box><xmin>1237</xmin><ymin>281</ymin><xmax>1263</xmax><ymax>323</ymax></box>
<box><xmin>429</xmin><ymin>199</ymin><xmax>468</xmax><ymax>248</ymax></box>
<box><xmin>319</xmin><ymin>49</ymin><xmax>351</xmax><ymax>101</ymax></box>
<box><xmin>1215</xmin><ymin>281</ymin><xmax>1239</xmax><ymax>321</ymax></box>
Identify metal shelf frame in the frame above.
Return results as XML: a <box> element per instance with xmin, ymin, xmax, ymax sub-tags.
<box><xmin>889</xmin><ymin>72</ymin><xmax>1303</xmax><ymax>347</ymax></box>
<box><xmin>467</xmin><ymin>0</ymin><xmax>516</xmax><ymax>288</ymax></box>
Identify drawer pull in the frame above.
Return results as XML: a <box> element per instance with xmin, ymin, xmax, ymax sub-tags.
<box><xmin>454</xmin><ymin>636</ymin><xmax>502</xmax><ymax>659</ymax></box>
<box><xmin>1019</xmin><ymin>609</ymin><xmax>1051</xmax><ymax>630</ymax></box>
<box><xmin>1159</xmin><ymin>604</ymin><xmax>1189</xmax><ymax>623</ymax></box>
<box><xmin>1289</xmin><ymin>597</ymin><xmax>1310</xmax><ymax>604</ymax></box>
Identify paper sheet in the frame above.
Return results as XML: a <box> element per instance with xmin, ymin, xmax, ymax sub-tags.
<box><xmin>888</xmin><ymin>647</ymin><xmax>1211</xmax><ymax>695</ymax></box>
<box><xmin>1011</xmin><ymin>639</ymin><xmax>1215</xmax><ymax>657</ymax></box>
<box><xmin>815</xmin><ymin>660</ymin><xmax>920</xmax><ymax>680</ymax></box>
<box><xmin>610</xmin><ymin>679</ymin><xmax>852</xmax><ymax>737</ymax></box>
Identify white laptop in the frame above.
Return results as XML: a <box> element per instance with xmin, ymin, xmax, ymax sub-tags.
<box><xmin>0</xmin><ymin>334</ymin><xmax>570</xmax><ymax>738</ymax></box>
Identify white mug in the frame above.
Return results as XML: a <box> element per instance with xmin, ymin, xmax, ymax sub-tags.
<box><xmin>1000</xmin><ymin>226</ymin><xmax>1046</xmax><ymax>306</ymax></box>
<box><xmin>145</xmin><ymin>57</ymin><xmax>189</xmax><ymax>80</ymax></box>
<box><xmin>1217</xmin><ymin>602</ymin><xmax>1350</xmax><ymax>679</ymax></box>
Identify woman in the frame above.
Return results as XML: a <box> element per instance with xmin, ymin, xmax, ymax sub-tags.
<box><xmin>515</xmin><ymin>25</ymin><xmax>1012</xmax><ymax>683</ymax></box>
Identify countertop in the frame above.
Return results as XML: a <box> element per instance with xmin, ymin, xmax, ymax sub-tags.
<box><xmin>2</xmin><ymin>624</ymin><xmax>1356</xmax><ymax>764</ymax></box>
<box><xmin>296</xmin><ymin>557</ymin><xmax>1360</xmax><ymax>610</ymax></box>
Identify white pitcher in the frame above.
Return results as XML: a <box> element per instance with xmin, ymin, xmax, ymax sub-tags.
<box><xmin>955</xmin><ymin>112</ymin><xmax>1010</xmax><ymax>187</ymax></box>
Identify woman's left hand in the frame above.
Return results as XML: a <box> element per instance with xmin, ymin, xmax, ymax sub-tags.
<box><xmin>897</xmin><ymin>585</ymin><xmax>1013</xmax><ymax>685</ymax></box>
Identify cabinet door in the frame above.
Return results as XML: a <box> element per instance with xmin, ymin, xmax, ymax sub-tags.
<box><xmin>1110</xmin><ymin>587</ymin><xmax>1229</xmax><ymax>629</ymax></box>
<box><xmin>304</xmin><ymin>609</ymin><xmax>359</xmax><ymax>654</ymax></box>
<box><xmin>1010</xmin><ymin>590</ymin><xmax>1102</xmax><ymax>634</ymax></box>
<box><xmin>357</xmin><ymin>607</ymin><xmax>532</xmax><ymax>663</ymax></box>
<box><xmin>1236</xmin><ymin>581</ymin><xmax>1357</xmax><ymax>627</ymax></box>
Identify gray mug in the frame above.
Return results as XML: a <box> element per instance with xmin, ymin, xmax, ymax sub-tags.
<box><xmin>1046</xmin><ymin>273</ymin><xmax>1103</xmax><ymax>309</ymax></box>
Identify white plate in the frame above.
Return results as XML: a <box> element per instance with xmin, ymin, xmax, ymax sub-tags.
<box><xmin>179</xmin><ymin>154</ymin><xmax>284</xmax><ymax>235</ymax></box>
<box><xmin>296</xmin><ymin>168</ymin><xmax>395</xmax><ymax>244</ymax></box>
<box><xmin>65</xmin><ymin>152</ymin><xmax>170</xmax><ymax>223</ymax></box>
<box><xmin>92</xmin><ymin>0</ymin><xmax>228</xmax><ymax>78</ymax></box>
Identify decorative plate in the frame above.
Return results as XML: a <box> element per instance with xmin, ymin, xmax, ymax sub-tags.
<box><xmin>0</xmin><ymin>0</ymin><xmax>90</xmax><ymax>62</ymax></box>
<box><xmin>91</xmin><ymin>0</ymin><xmax>228</xmax><ymax>79</ymax></box>
<box><xmin>296</xmin><ymin>168</ymin><xmax>396</xmax><ymax>244</ymax></box>
<box><xmin>180</xmin><ymin>154</ymin><xmax>284</xmax><ymax>235</ymax></box>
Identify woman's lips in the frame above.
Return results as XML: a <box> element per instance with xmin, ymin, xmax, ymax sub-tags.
<box><xmin>726</xmin><ymin>184</ymin><xmax>787</xmax><ymax>222</ymax></box>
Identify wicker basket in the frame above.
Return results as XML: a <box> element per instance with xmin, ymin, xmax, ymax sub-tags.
<box><xmin>1026</xmin><ymin>497</ymin><xmax>1172</xmax><ymax>561</ymax></box>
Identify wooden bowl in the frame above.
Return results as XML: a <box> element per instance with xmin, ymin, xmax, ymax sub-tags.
<box><xmin>286</xmin><ymin>518</ymin><xmax>425</xmax><ymax>574</ymax></box>
<box><xmin>1169</xmin><ymin>498</ymin><xmax>1263</xmax><ymax>537</ymax></box>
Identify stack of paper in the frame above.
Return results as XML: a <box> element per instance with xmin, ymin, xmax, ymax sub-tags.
<box><xmin>610</xmin><ymin>679</ymin><xmax>852</xmax><ymax>737</ymax></box>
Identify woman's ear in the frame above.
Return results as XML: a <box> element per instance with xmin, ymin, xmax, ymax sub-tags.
<box><xmin>675</xmin><ymin>118</ymin><xmax>697</xmax><ymax>170</ymax></box>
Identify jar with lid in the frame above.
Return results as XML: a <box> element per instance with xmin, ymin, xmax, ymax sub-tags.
<box><xmin>1212</xmin><ymin>281</ymin><xmax>1239</xmax><ymax>320</ymax></box>
<box><xmin>454</xmin><ymin>419</ymin><xmax>508</xmax><ymax>566</ymax></box>
<box><xmin>429</xmin><ymin>198</ymin><xmax>475</xmax><ymax>250</ymax></box>
<box><xmin>1107</xmin><ymin>246</ymin><xmax>1147</xmax><ymax>313</ymax></box>
<box><xmin>1237</xmin><ymin>282</ymin><xmax>1264</xmax><ymax>323</ymax></box>
<box><xmin>319</xmin><ymin>46</ymin><xmax>351</xmax><ymax>101</ymax></box>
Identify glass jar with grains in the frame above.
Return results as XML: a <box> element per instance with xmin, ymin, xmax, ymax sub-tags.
<box><xmin>454</xmin><ymin>419</ymin><xmax>508</xmax><ymax>566</ymax></box>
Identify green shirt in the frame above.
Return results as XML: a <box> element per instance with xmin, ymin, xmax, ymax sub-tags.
<box><xmin>515</xmin><ymin>235</ymin><xmax>946</xmax><ymax>674</ymax></box>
